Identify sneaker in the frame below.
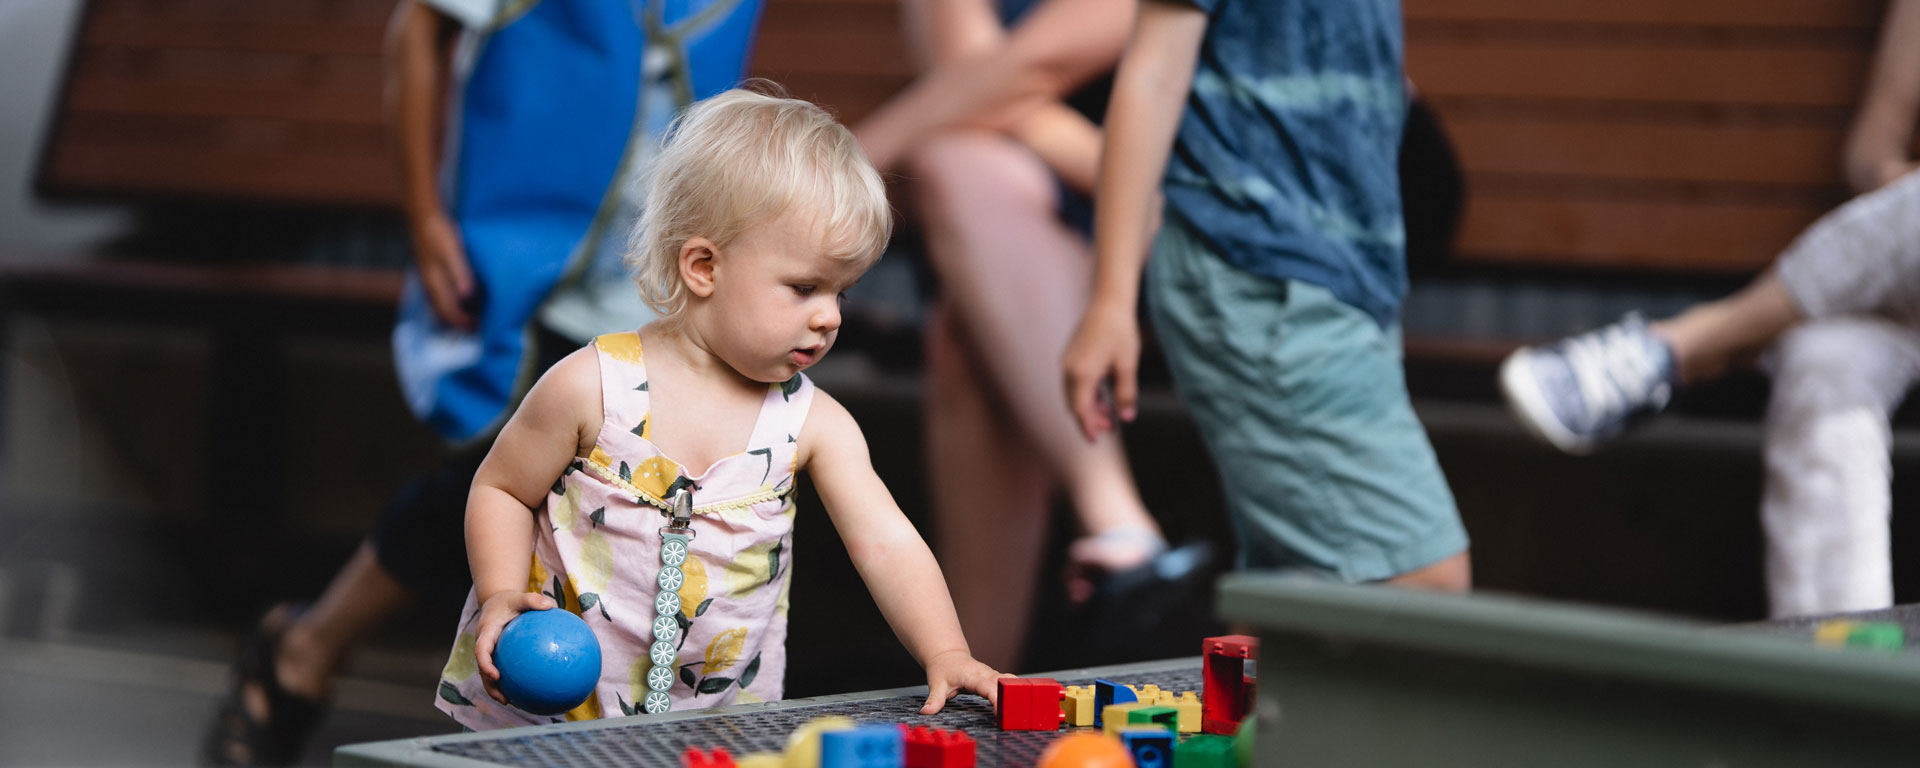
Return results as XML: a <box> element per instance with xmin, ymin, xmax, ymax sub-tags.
<box><xmin>1499</xmin><ymin>313</ymin><xmax>1678</xmax><ymax>454</ymax></box>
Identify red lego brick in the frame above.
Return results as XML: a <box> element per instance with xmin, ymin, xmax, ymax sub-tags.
<box><xmin>904</xmin><ymin>725</ymin><xmax>976</xmax><ymax>768</ymax></box>
<box><xmin>683</xmin><ymin>746</ymin><xmax>736</xmax><ymax>768</ymax></box>
<box><xmin>996</xmin><ymin>677</ymin><xmax>1066</xmax><ymax>731</ymax></box>
<box><xmin>1201</xmin><ymin>635</ymin><xmax>1258</xmax><ymax>735</ymax></box>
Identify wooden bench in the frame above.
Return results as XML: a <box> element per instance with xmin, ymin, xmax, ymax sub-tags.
<box><xmin>1406</xmin><ymin>0</ymin><xmax>1885</xmax><ymax>275</ymax></box>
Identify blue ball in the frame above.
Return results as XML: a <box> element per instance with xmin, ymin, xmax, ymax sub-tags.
<box><xmin>494</xmin><ymin>608</ymin><xmax>602</xmax><ymax>715</ymax></box>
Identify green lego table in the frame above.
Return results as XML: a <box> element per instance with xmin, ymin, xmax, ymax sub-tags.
<box><xmin>339</xmin><ymin>575</ymin><xmax>1920</xmax><ymax>767</ymax></box>
<box><xmin>1219</xmin><ymin>573</ymin><xmax>1920</xmax><ymax>767</ymax></box>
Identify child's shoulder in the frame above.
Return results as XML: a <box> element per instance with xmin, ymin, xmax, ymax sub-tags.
<box><xmin>794</xmin><ymin>384</ymin><xmax>862</xmax><ymax>468</ymax></box>
<box><xmin>523</xmin><ymin>344</ymin><xmax>604</xmax><ymax>417</ymax></box>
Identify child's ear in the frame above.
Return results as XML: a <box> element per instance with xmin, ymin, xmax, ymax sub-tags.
<box><xmin>679</xmin><ymin>237</ymin><xmax>719</xmax><ymax>298</ymax></box>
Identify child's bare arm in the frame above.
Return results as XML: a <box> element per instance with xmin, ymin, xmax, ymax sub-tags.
<box><xmin>466</xmin><ymin>347</ymin><xmax>601</xmax><ymax>703</ymax></box>
<box><xmin>1063</xmin><ymin>0</ymin><xmax>1207</xmax><ymax>440</ymax></box>
<box><xmin>799</xmin><ymin>392</ymin><xmax>1005</xmax><ymax>713</ymax></box>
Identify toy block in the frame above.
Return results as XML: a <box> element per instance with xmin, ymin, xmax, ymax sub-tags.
<box><xmin>1156</xmin><ymin>691</ymin><xmax>1200</xmax><ymax>733</ymax></box>
<box><xmin>820</xmin><ymin>724</ymin><xmax>904</xmax><ymax>768</ymax></box>
<box><xmin>1849</xmin><ymin>621</ymin><xmax>1905</xmax><ymax>649</ymax></box>
<box><xmin>1132</xmin><ymin>684</ymin><xmax>1162</xmax><ymax>702</ymax></box>
<box><xmin>1172</xmin><ymin>734</ymin><xmax>1237</xmax><ymax>768</ymax></box>
<box><xmin>1815</xmin><ymin>619</ymin><xmax>1904</xmax><ymax>650</ymax></box>
<box><xmin>736</xmin><ymin>756</ymin><xmax>786</xmax><ymax>768</ymax></box>
<box><xmin>1060</xmin><ymin>685</ymin><xmax>1096</xmax><ymax>727</ymax></box>
<box><xmin>1091</xmin><ymin>679</ymin><xmax>1138</xmax><ymax>726</ymax></box>
<box><xmin>997</xmin><ymin>677</ymin><xmax>1065</xmax><ymax>731</ymax></box>
<box><xmin>1201</xmin><ymin>635</ymin><xmax>1258</xmax><ymax>735</ymax></box>
<box><xmin>1126</xmin><ymin>705</ymin><xmax>1179</xmax><ymax>732</ymax></box>
<box><xmin>903</xmin><ymin>725</ymin><xmax>975</xmax><ymax>768</ymax></box>
<box><xmin>1101</xmin><ymin>703</ymin><xmax>1145</xmax><ymax>737</ymax></box>
<box><xmin>684</xmin><ymin>747</ymin><xmax>737</xmax><ymax>768</ymax></box>
<box><xmin>1119</xmin><ymin>727</ymin><xmax>1176</xmax><ymax>768</ymax></box>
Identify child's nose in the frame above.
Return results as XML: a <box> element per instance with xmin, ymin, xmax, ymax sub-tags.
<box><xmin>811</xmin><ymin>302</ymin><xmax>841</xmax><ymax>333</ymax></box>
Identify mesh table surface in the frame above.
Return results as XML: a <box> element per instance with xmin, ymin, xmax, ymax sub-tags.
<box><xmin>429</xmin><ymin>668</ymin><xmax>1204</xmax><ymax>767</ymax></box>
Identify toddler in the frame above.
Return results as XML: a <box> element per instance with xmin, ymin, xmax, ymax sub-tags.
<box><xmin>434</xmin><ymin>88</ymin><xmax>1004</xmax><ymax>729</ymax></box>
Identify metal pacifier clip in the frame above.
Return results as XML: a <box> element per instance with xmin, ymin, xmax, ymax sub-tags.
<box><xmin>643</xmin><ymin>488</ymin><xmax>696</xmax><ymax>714</ymax></box>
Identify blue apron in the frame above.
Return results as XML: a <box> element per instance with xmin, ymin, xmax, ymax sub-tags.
<box><xmin>395</xmin><ymin>0</ymin><xmax>762</xmax><ymax>443</ymax></box>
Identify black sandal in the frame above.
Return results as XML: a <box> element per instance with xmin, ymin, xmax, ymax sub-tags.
<box><xmin>201</xmin><ymin>604</ymin><xmax>329</xmax><ymax>766</ymax></box>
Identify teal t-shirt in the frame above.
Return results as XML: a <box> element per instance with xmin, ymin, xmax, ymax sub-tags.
<box><xmin>1163</xmin><ymin>0</ymin><xmax>1408</xmax><ymax>326</ymax></box>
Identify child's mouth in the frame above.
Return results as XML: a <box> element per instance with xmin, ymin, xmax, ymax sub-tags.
<box><xmin>790</xmin><ymin>348</ymin><xmax>817</xmax><ymax>366</ymax></box>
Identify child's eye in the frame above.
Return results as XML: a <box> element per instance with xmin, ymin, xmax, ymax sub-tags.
<box><xmin>791</xmin><ymin>285</ymin><xmax>816</xmax><ymax>297</ymax></box>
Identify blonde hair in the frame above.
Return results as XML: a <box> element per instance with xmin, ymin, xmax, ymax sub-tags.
<box><xmin>628</xmin><ymin>86</ymin><xmax>892</xmax><ymax>323</ymax></box>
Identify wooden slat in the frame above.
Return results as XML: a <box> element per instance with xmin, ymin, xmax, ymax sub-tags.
<box><xmin>1405</xmin><ymin>0</ymin><xmax>1885</xmax><ymax>30</ymax></box>
<box><xmin>1409</xmin><ymin>41</ymin><xmax>1870</xmax><ymax>108</ymax></box>
<box><xmin>1442</xmin><ymin>114</ymin><xmax>1846</xmax><ymax>187</ymax></box>
<box><xmin>90</xmin><ymin>0</ymin><xmax>398</xmax><ymax>24</ymax></box>
<box><xmin>749</xmin><ymin>30</ymin><xmax>911</xmax><ymax>78</ymax></box>
<box><xmin>82</xmin><ymin>13</ymin><xmax>386</xmax><ymax>56</ymax></box>
<box><xmin>73</xmin><ymin>47</ymin><xmax>384</xmax><ymax>92</ymax></box>
<box><xmin>44</xmin><ymin>145</ymin><xmax>400</xmax><ymax>206</ymax></box>
<box><xmin>1451</xmin><ymin>193</ymin><xmax>1836</xmax><ymax>272</ymax></box>
<box><xmin>57</xmin><ymin>112</ymin><xmax>389</xmax><ymax>157</ymax></box>
<box><xmin>64</xmin><ymin>77</ymin><xmax>383</xmax><ymax>124</ymax></box>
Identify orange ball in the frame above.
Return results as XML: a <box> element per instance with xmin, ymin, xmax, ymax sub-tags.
<box><xmin>1037</xmin><ymin>733</ymin><xmax>1134</xmax><ymax>768</ymax></box>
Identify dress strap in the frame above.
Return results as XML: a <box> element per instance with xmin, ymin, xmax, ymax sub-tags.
<box><xmin>592</xmin><ymin>331</ymin><xmax>652</xmax><ymax>448</ymax></box>
<box><xmin>745</xmin><ymin>373</ymin><xmax>814</xmax><ymax>453</ymax></box>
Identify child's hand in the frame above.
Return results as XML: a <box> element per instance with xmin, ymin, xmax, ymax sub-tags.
<box><xmin>919</xmin><ymin>649</ymin><xmax>1009</xmax><ymax>715</ymax></box>
<box><xmin>472</xmin><ymin>590</ymin><xmax>558</xmax><ymax>706</ymax></box>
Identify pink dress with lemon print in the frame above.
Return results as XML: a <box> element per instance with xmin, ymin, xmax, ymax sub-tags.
<box><xmin>435</xmin><ymin>331</ymin><xmax>811</xmax><ymax>729</ymax></box>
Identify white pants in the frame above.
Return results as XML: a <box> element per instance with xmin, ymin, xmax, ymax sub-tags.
<box><xmin>1764</xmin><ymin>170</ymin><xmax>1920</xmax><ymax>618</ymax></box>
<box><xmin>1765</xmin><ymin>317</ymin><xmax>1920</xmax><ymax>617</ymax></box>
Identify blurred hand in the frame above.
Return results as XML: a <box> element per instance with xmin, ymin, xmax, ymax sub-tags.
<box><xmin>410</xmin><ymin>211</ymin><xmax>476</xmax><ymax>330</ymax></box>
<box><xmin>1062</xmin><ymin>298</ymin><xmax>1140</xmax><ymax>442</ymax></box>
<box><xmin>472</xmin><ymin>590</ymin><xmax>557</xmax><ymax>706</ymax></box>
<box><xmin>918</xmin><ymin>649</ymin><xmax>1008</xmax><ymax>715</ymax></box>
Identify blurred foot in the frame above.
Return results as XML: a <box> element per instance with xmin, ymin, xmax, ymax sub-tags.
<box><xmin>202</xmin><ymin>604</ymin><xmax>328</xmax><ymax>766</ymax></box>
<box><xmin>1066</xmin><ymin>526</ymin><xmax>1167</xmax><ymax>605</ymax></box>
<box><xmin>1500</xmin><ymin>313</ymin><xmax>1678</xmax><ymax>454</ymax></box>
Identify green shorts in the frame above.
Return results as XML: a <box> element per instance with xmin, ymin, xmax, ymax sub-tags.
<box><xmin>1145</xmin><ymin>215</ymin><xmax>1469</xmax><ymax>581</ymax></box>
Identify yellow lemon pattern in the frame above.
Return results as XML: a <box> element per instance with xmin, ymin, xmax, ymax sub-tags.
<box><xmin>632</xmin><ymin>455</ymin><xmax>681</xmax><ymax>500</ymax></box>
<box><xmin>597</xmin><ymin>332</ymin><xmax>643</xmax><ymax>364</ymax></box>
<box><xmin>550</xmin><ymin>482</ymin><xmax>582</xmax><ymax>532</ymax></box>
<box><xmin>572</xmin><ymin>529</ymin><xmax>614</xmax><ymax>620</ymax></box>
<box><xmin>704</xmin><ymin>627</ymin><xmax>748</xmax><ymax>674</ymax></box>
<box><xmin>724</xmin><ymin>538</ymin><xmax>784</xmax><ymax>598</ymax></box>
<box><xmin>677</xmin><ymin>554</ymin><xmax>710</xmax><ymax>618</ymax></box>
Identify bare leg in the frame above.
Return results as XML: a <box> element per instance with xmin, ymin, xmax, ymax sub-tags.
<box><xmin>924</xmin><ymin>303</ymin><xmax>1052</xmax><ymax>671</ymax></box>
<box><xmin>909</xmin><ymin>132</ymin><xmax>1162</xmax><ymax>567</ymax></box>
<box><xmin>1651</xmin><ymin>269</ymin><xmax>1805</xmax><ymax>385</ymax></box>
<box><xmin>252</xmin><ymin>542</ymin><xmax>411</xmax><ymax>712</ymax></box>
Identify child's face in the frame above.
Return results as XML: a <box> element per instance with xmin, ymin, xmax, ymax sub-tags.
<box><xmin>700</xmin><ymin>205</ymin><xmax>872</xmax><ymax>383</ymax></box>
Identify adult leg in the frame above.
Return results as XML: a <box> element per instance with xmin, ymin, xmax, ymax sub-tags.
<box><xmin>923</xmin><ymin>302</ymin><xmax>1052</xmax><ymax>671</ymax></box>
<box><xmin>908</xmin><ymin>131</ymin><xmax>1164</xmax><ymax>575</ymax></box>
<box><xmin>1762</xmin><ymin>317</ymin><xmax>1920</xmax><ymax>617</ymax></box>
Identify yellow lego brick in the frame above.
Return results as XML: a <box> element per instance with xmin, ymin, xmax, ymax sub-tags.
<box><xmin>1102</xmin><ymin>703</ymin><xmax>1145</xmax><ymax>737</ymax></box>
<box><xmin>1163</xmin><ymin>691</ymin><xmax>1200</xmax><ymax>733</ymax></box>
<box><xmin>1060</xmin><ymin>685</ymin><xmax>1096</xmax><ymax>727</ymax></box>
<box><xmin>1815</xmin><ymin>620</ymin><xmax>1859</xmax><ymax>648</ymax></box>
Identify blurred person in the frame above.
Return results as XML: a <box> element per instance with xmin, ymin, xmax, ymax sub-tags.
<box><xmin>853</xmin><ymin>0</ymin><xmax>1206</xmax><ymax>672</ymax></box>
<box><xmin>202</xmin><ymin>0</ymin><xmax>763</xmax><ymax>762</ymax></box>
<box><xmin>1064</xmin><ymin>0</ymin><xmax>1473</xmax><ymax>589</ymax></box>
<box><xmin>437</xmin><ymin>89</ymin><xmax>1002</xmax><ymax>727</ymax></box>
<box><xmin>1500</xmin><ymin>0</ymin><xmax>1920</xmax><ymax>619</ymax></box>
